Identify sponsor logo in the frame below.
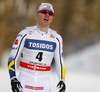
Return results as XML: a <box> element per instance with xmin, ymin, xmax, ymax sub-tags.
<box><xmin>20</xmin><ymin>61</ymin><xmax>50</xmax><ymax>71</ymax></box>
<box><xmin>24</xmin><ymin>39</ymin><xmax>56</xmax><ymax>52</ymax></box>
<box><xmin>29</xmin><ymin>61</ymin><xmax>46</xmax><ymax>66</ymax></box>
<box><xmin>17</xmin><ymin>34</ymin><xmax>23</xmax><ymax>37</ymax></box>
<box><xmin>50</xmin><ymin>34</ymin><xmax>55</xmax><ymax>38</ymax></box>
<box><xmin>29</xmin><ymin>42</ymin><xmax>53</xmax><ymax>50</ymax></box>
<box><xmin>29</xmin><ymin>31</ymin><xmax>33</xmax><ymax>35</ymax></box>
<box><xmin>25</xmin><ymin>85</ymin><xmax>44</xmax><ymax>90</ymax></box>
<box><xmin>14</xmin><ymin>39</ymin><xmax>18</xmax><ymax>45</ymax></box>
<box><xmin>47</xmin><ymin>6</ymin><xmax>50</xmax><ymax>8</ymax></box>
<box><xmin>12</xmin><ymin>47</ymin><xmax>18</xmax><ymax>50</ymax></box>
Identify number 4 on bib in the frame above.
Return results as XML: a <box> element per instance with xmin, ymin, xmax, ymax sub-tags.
<box><xmin>36</xmin><ymin>52</ymin><xmax>43</xmax><ymax>61</ymax></box>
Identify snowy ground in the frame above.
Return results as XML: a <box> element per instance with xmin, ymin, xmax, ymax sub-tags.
<box><xmin>0</xmin><ymin>68</ymin><xmax>100</xmax><ymax>92</ymax></box>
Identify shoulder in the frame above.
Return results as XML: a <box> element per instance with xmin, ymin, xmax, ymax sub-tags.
<box><xmin>18</xmin><ymin>26</ymin><xmax>36</xmax><ymax>36</ymax></box>
<box><xmin>18</xmin><ymin>29</ymin><xmax>27</xmax><ymax>37</ymax></box>
<box><xmin>56</xmin><ymin>33</ymin><xmax>62</xmax><ymax>40</ymax></box>
<box><xmin>49</xmin><ymin>28</ymin><xmax>63</xmax><ymax>41</ymax></box>
<box><xmin>49</xmin><ymin>28</ymin><xmax>57</xmax><ymax>35</ymax></box>
<box><xmin>56</xmin><ymin>33</ymin><xmax>63</xmax><ymax>45</ymax></box>
<box><xmin>25</xmin><ymin>26</ymin><xmax>36</xmax><ymax>31</ymax></box>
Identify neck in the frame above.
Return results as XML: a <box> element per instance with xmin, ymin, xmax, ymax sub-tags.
<box><xmin>37</xmin><ymin>24</ymin><xmax>49</xmax><ymax>32</ymax></box>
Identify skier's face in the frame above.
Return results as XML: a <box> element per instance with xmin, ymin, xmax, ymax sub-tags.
<box><xmin>37</xmin><ymin>8</ymin><xmax>54</xmax><ymax>27</ymax></box>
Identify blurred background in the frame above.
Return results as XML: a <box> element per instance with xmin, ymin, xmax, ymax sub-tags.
<box><xmin>0</xmin><ymin>0</ymin><xmax>100</xmax><ymax>92</ymax></box>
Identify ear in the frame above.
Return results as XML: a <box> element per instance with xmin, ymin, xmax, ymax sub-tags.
<box><xmin>52</xmin><ymin>16</ymin><xmax>54</xmax><ymax>19</ymax></box>
<box><xmin>36</xmin><ymin>14</ymin><xmax>38</xmax><ymax>18</ymax></box>
<box><xmin>36</xmin><ymin>14</ymin><xmax>38</xmax><ymax>21</ymax></box>
<box><xmin>50</xmin><ymin>16</ymin><xmax>54</xmax><ymax>22</ymax></box>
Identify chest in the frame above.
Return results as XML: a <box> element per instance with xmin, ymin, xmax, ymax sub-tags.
<box><xmin>24</xmin><ymin>30</ymin><xmax>56</xmax><ymax>52</ymax></box>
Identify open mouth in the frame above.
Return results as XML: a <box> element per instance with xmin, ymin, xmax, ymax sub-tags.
<box><xmin>44</xmin><ymin>18</ymin><xmax>49</xmax><ymax>21</ymax></box>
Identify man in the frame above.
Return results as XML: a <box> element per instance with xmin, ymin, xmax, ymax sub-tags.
<box><xmin>8</xmin><ymin>3</ymin><xmax>66</xmax><ymax>92</ymax></box>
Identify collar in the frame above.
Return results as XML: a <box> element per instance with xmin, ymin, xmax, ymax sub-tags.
<box><xmin>35</xmin><ymin>25</ymin><xmax>50</xmax><ymax>36</ymax></box>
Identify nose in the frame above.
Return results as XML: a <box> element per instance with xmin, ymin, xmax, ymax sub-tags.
<box><xmin>45</xmin><ymin>13</ymin><xmax>49</xmax><ymax>16</ymax></box>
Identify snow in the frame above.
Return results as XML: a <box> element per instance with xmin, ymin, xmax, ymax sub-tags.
<box><xmin>0</xmin><ymin>68</ymin><xmax>100</xmax><ymax>92</ymax></box>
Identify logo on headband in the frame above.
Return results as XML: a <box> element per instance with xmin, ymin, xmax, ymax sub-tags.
<box><xmin>47</xmin><ymin>5</ymin><xmax>51</xmax><ymax>8</ymax></box>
